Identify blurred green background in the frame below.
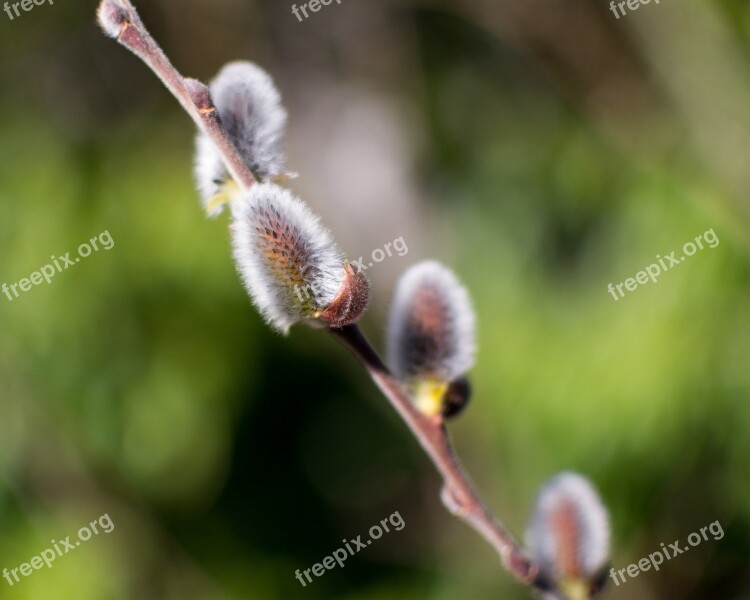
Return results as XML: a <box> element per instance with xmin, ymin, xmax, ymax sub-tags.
<box><xmin>1</xmin><ymin>0</ymin><xmax>749</xmax><ymax>598</ymax></box>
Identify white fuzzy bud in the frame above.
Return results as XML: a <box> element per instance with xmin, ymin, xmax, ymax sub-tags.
<box><xmin>387</xmin><ymin>261</ymin><xmax>476</xmax><ymax>383</ymax></box>
<box><xmin>386</xmin><ymin>261</ymin><xmax>476</xmax><ymax>418</ymax></box>
<box><xmin>527</xmin><ymin>472</ymin><xmax>610</xmax><ymax>591</ymax></box>
<box><xmin>195</xmin><ymin>62</ymin><xmax>287</xmax><ymax>216</ymax></box>
<box><xmin>231</xmin><ymin>183</ymin><xmax>367</xmax><ymax>333</ymax></box>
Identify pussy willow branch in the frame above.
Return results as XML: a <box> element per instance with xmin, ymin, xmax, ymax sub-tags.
<box><xmin>100</xmin><ymin>0</ymin><xmax>540</xmax><ymax>591</ymax></box>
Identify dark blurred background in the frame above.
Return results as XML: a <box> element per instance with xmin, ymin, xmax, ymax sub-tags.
<box><xmin>1</xmin><ymin>0</ymin><xmax>750</xmax><ymax>598</ymax></box>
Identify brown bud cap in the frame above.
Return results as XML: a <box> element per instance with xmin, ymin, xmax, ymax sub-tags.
<box><xmin>318</xmin><ymin>263</ymin><xmax>370</xmax><ymax>328</ymax></box>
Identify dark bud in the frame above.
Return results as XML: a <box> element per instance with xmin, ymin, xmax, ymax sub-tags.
<box><xmin>442</xmin><ymin>377</ymin><xmax>472</xmax><ymax>419</ymax></box>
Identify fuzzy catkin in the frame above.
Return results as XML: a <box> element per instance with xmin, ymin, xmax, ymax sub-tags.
<box><xmin>527</xmin><ymin>472</ymin><xmax>610</xmax><ymax>582</ymax></box>
<box><xmin>231</xmin><ymin>183</ymin><xmax>345</xmax><ymax>333</ymax></box>
<box><xmin>387</xmin><ymin>261</ymin><xmax>476</xmax><ymax>384</ymax></box>
<box><xmin>195</xmin><ymin>61</ymin><xmax>287</xmax><ymax>216</ymax></box>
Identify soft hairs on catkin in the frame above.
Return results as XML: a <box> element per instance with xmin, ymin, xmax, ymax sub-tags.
<box><xmin>387</xmin><ymin>260</ymin><xmax>476</xmax><ymax>383</ymax></box>
<box><xmin>231</xmin><ymin>183</ymin><xmax>345</xmax><ymax>333</ymax></box>
<box><xmin>527</xmin><ymin>472</ymin><xmax>610</xmax><ymax>582</ymax></box>
<box><xmin>195</xmin><ymin>61</ymin><xmax>287</xmax><ymax>215</ymax></box>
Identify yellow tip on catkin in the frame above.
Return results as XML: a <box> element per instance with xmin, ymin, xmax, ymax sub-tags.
<box><xmin>205</xmin><ymin>179</ymin><xmax>242</xmax><ymax>215</ymax></box>
<box><xmin>559</xmin><ymin>578</ymin><xmax>589</xmax><ymax>600</ymax></box>
<box><xmin>413</xmin><ymin>379</ymin><xmax>448</xmax><ymax>417</ymax></box>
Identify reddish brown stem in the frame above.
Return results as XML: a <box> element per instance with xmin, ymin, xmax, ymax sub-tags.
<box><xmin>329</xmin><ymin>324</ymin><xmax>538</xmax><ymax>585</ymax></box>
<box><xmin>99</xmin><ymin>0</ymin><xmax>256</xmax><ymax>190</ymax></box>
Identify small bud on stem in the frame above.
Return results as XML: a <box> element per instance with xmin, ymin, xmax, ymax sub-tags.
<box><xmin>97</xmin><ymin>0</ymin><xmax>139</xmax><ymax>40</ymax></box>
<box><xmin>442</xmin><ymin>376</ymin><xmax>472</xmax><ymax>419</ymax></box>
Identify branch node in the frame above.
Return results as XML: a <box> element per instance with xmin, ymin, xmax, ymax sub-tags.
<box><xmin>184</xmin><ymin>78</ymin><xmax>216</xmax><ymax>114</ymax></box>
<box><xmin>440</xmin><ymin>484</ymin><xmax>467</xmax><ymax>517</ymax></box>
